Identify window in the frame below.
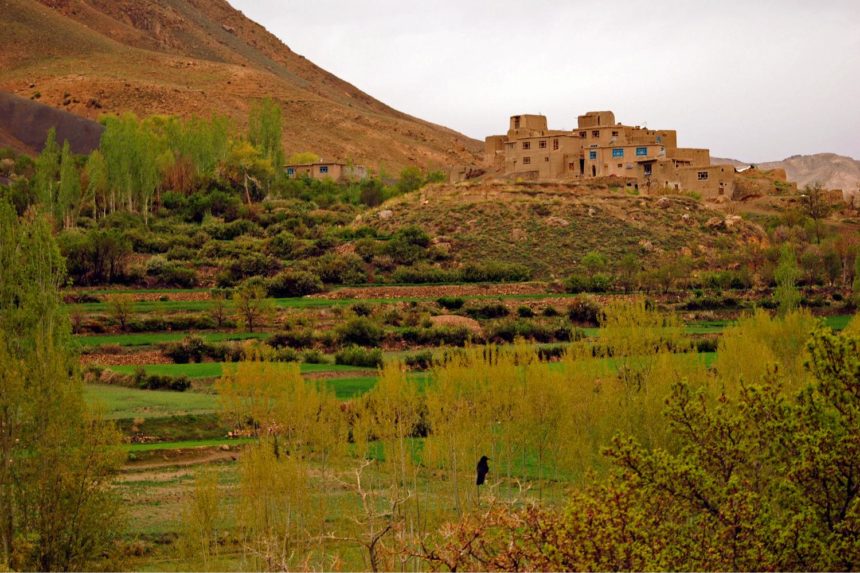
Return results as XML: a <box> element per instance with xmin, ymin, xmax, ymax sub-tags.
<box><xmin>539</xmin><ymin>140</ymin><xmax>547</xmax><ymax>149</ymax></box>
<box><xmin>697</xmin><ymin>171</ymin><xmax>709</xmax><ymax>180</ymax></box>
<box><xmin>514</xmin><ymin>116</ymin><xmax>521</xmax><ymax>129</ymax></box>
<box><xmin>589</xmin><ymin>150</ymin><xmax>597</xmax><ymax>160</ymax></box>
<box><xmin>611</xmin><ymin>130</ymin><xmax>619</xmax><ymax>137</ymax></box>
<box><xmin>656</xmin><ymin>136</ymin><xmax>662</xmax><ymax>144</ymax></box>
<box><xmin>592</xmin><ymin>130</ymin><xmax>600</xmax><ymax>138</ymax></box>
<box><xmin>522</xmin><ymin>156</ymin><xmax>531</xmax><ymax>165</ymax></box>
<box><xmin>286</xmin><ymin>167</ymin><xmax>295</xmax><ymax>176</ymax></box>
<box><xmin>544</xmin><ymin>156</ymin><xmax>549</xmax><ymax>162</ymax></box>
<box><xmin>636</xmin><ymin>147</ymin><xmax>647</xmax><ymax>156</ymax></box>
<box><xmin>522</xmin><ymin>141</ymin><xmax>531</xmax><ymax>150</ymax></box>
<box><xmin>553</xmin><ymin>139</ymin><xmax>559</xmax><ymax>150</ymax></box>
<box><xmin>617</xmin><ymin>163</ymin><xmax>623</xmax><ymax>168</ymax></box>
<box><xmin>644</xmin><ymin>164</ymin><xmax>652</xmax><ymax>175</ymax></box>
<box><xmin>319</xmin><ymin>165</ymin><xmax>329</xmax><ymax>174</ymax></box>
<box><xmin>612</xmin><ymin>148</ymin><xmax>624</xmax><ymax>158</ymax></box>
<box><xmin>579</xmin><ymin>131</ymin><xmax>586</xmax><ymax>138</ymax></box>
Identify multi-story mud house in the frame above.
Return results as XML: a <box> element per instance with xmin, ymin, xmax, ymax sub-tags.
<box><xmin>485</xmin><ymin>111</ymin><xmax>735</xmax><ymax>197</ymax></box>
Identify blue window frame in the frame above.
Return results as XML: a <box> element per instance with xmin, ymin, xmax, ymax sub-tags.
<box><xmin>612</xmin><ymin>148</ymin><xmax>624</xmax><ymax>158</ymax></box>
<box><xmin>319</xmin><ymin>165</ymin><xmax>329</xmax><ymax>174</ymax></box>
<box><xmin>636</xmin><ymin>147</ymin><xmax>647</xmax><ymax>156</ymax></box>
<box><xmin>286</xmin><ymin>167</ymin><xmax>295</xmax><ymax>176</ymax></box>
<box><xmin>589</xmin><ymin>150</ymin><xmax>597</xmax><ymax>160</ymax></box>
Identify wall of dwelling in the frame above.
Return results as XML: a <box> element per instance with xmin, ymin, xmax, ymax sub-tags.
<box><xmin>586</xmin><ymin>143</ymin><xmax>665</xmax><ymax>178</ymax></box>
<box><xmin>577</xmin><ymin>111</ymin><xmax>616</xmax><ymax>129</ymax></box>
<box><xmin>508</xmin><ymin>114</ymin><xmax>549</xmax><ymax>138</ymax></box>
<box><xmin>668</xmin><ymin>147</ymin><xmax>710</xmax><ymax>165</ymax></box>
<box><xmin>484</xmin><ymin>135</ymin><xmax>507</xmax><ymax>168</ymax></box>
<box><xmin>285</xmin><ymin>163</ymin><xmax>347</xmax><ymax>181</ymax></box>
<box><xmin>676</xmin><ymin>165</ymin><xmax>735</xmax><ymax>197</ymax></box>
<box><xmin>503</xmin><ymin>133</ymin><xmax>584</xmax><ymax>178</ymax></box>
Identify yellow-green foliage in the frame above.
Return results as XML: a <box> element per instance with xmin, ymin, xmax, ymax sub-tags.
<box><xmin>177</xmin><ymin>470</ymin><xmax>222</xmax><ymax>570</ymax></box>
<box><xmin>717</xmin><ymin>308</ymin><xmax>818</xmax><ymax>394</ymax></box>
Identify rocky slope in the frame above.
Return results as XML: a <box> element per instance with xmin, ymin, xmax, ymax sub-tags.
<box><xmin>0</xmin><ymin>0</ymin><xmax>481</xmax><ymax>168</ymax></box>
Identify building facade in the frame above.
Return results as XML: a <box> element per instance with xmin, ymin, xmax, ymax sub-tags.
<box><xmin>284</xmin><ymin>162</ymin><xmax>367</xmax><ymax>182</ymax></box>
<box><xmin>485</xmin><ymin>111</ymin><xmax>734</xmax><ymax>197</ymax></box>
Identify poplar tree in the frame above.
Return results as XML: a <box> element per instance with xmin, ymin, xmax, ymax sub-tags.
<box><xmin>33</xmin><ymin>128</ymin><xmax>60</xmax><ymax>216</ymax></box>
<box><xmin>58</xmin><ymin>141</ymin><xmax>81</xmax><ymax>228</ymax></box>
<box><xmin>775</xmin><ymin>244</ymin><xmax>802</xmax><ymax>315</ymax></box>
<box><xmin>0</xmin><ymin>200</ymin><xmax>123</xmax><ymax>570</ymax></box>
<box><xmin>248</xmin><ymin>98</ymin><xmax>284</xmax><ymax>173</ymax></box>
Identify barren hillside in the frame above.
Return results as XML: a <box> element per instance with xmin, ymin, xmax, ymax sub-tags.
<box><xmin>0</xmin><ymin>0</ymin><xmax>481</xmax><ymax>168</ymax></box>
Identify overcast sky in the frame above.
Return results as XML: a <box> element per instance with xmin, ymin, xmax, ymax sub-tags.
<box><xmin>230</xmin><ymin>0</ymin><xmax>860</xmax><ymax>162</ymax></box>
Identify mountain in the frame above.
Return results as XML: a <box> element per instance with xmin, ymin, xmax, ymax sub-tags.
<box><xmin>0</xmin><ymin>91</ymin><xmax>104</xmax><ymax>154</ymax></box>
<box><xmin>0</xmin><ymin>0</ymin><xmax>481</xmax><ymax>168</ymax></box>
<box><xmin>713</xmin><ymin>153</ymin><xmax>860</xmax><ymax>199</ymax></box>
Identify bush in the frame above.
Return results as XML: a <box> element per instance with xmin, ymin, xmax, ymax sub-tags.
<box><xmin>404</xmin><ymin>350</ymin><xmax>434</xmax><ymax>370</ymax></box>
<box><xmin>162</xmin><ymin>335</ymin><xmax>209</xmax><ymax>364</ymax></box>
<box><xmin>400</xmin><ymin>326</ymin><xmax>474</xmax><ymax>347</ymax></box>
<box><xmin>465</xmin><ymin>302</ymin><xmax>509</xmax><ymax>320</ymax></box>
<box><xmin>351</xmin><ymin>302</ymin><xmax>373</xmax><ymax>317</ymax></box>
<box><xmin>144</xmin><ymin>256</ymin><xmax>197</xmax><ymax>288</ymax></box>
<box><xmin>58</xmin><ymin>228</ymin><xmax>132</xmax><ymax>285</ymax></box>
<box><xmin>315</xmin><ymin>253</ymin><xmax>367</xmax><ymax>284</ymax></box>
<box><xmin>337</xmin><ymin>317</ymin><xmax>384</xmax><ymax>347</ymax></box>
<box><xmin>517</xmin><ymin>306</ymin><xmax>535</xmax><ymax>318</ymax></box>
<box><xmin>437</xmin><ymin>296</ymin><xmax>465</xmax><ymax>311</ymax></box>
<box><xmin>459</xmin><ymin>262</ymin><xmax>531</xmax><ymax>283</ymax></box>
<box><xmin>386</xmin><ymin>225</ymin><xmax>431</xmax><ymax>264</ymax></box>
<box><xmin>335</xmin><ymin>346</ymin><xmax>383</xmax><ymax>368</ymax></box>
<box><xmin>268</xmin><ymin>329</ymin><xmax>315</xmax><ymax>349</ymax></box>
<box><xmin>132</xmin><ymin>368</ymin><xmax>191</xmax><ymax>391</ymax></box>
<box><xmin>267</xmin><ymin>270</ymin><xmax>324</xmax><ymax>297</ymax></box>
<box><xmin>542</xmin><ymin>306</ymin><xmax>560</xmax><ymax>317</ymax></box>
<box><xmin>563</xmin><ymin>274</ymin><xmax>590</xmax><ymax>294</ymax></box>
<box><xmin>567</xmin><ymin>297</ymin><xmax>601</xmax><ymax>326</ymax></box>
<box><xmin>302</xmin><ymin>349</ymin><xmax>327</xmax><ymax>364</ymax></box>
<box><xmin>391</xmin><ymin>265</ymin><xmax>458</xmax><ymax>284</ymax></box>
<box><xmin>589</xmin><ymin>273</ymin><xmax>613</xmax><ymax>293</ymax></box>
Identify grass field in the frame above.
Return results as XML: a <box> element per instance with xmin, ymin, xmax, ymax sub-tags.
<box><xmin>86</xmin><ymin>384</ymin><xmax>218</xmax><ymax>419</ymax></box>
<box><xmin>108</xmin><ymin>362</ymin><xmax>376</xmax><ymax>379</ymax></box>
<box><xmin>75</xmin><ymin>331</ymin><xmax>269</xmax><ymax>347</ymax></box>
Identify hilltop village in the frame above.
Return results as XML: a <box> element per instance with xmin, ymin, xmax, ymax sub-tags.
<box><xmin>485</xmin><ymin>111</ymin><xmax>737</xmax><ymax>197</ymax></box>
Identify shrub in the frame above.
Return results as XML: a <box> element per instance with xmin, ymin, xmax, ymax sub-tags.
<box><xmin>404</xmin><ymin>350</ymin><xmax>434</xmax><ymax>370</ymax></box>
<box><xmin>459</xmin><ymin>262</ymin><xmax>531</xmax><ymax>283</ymax></box>
<box><xmin>386</xmin><ymin>225</ymin><xmax>431</xmax><ymax>264</ymax></box>
<box><xmin>132</xmin><ymin>368</ymin><xmax>191</xmax><ymax>392</ymax></box>
<box><xmin>567</xmin><ymin>297</ymin><xmax>601</xmax><ymax>326</ymax></box>
<box><xmin>302</xmin><ymin>349</ymin><xmax>327</xmax><ymax>364</ymax></box>
<box><xmin>391</xmin><ymin>264</ymin><xmax>458</xmax><ymax>284</ymax></box>
<box><xmin>351</xmin><ymin>302</ymin><xmax>373</xmax><ymax>317</ymax></box>
<box><xmin>315</xmin><ymin>253</ymin><xmax>367</xmax><ymax>284</ymax></box>
<box><xmin>517</xmin><ymin>306</ymin><xmax>535</xmax><ymax>318</ymax></box>
<box><xmin>267</xmin><ymin>270</ymin><xmax>323</xmax><ymax>297</ymax></box>
<box><xmin>589</xmin><ymin>273</ymin><xmax>613</xmax><ymax>293</ymax></box>
<box><xmin>465</xmin><ymin>302</ymin><xmax>509</xmax><ymax>320</ymax></box>
<box><xmin>335</xmin><ymin>345</ymin><xmax>383</xmax><ymax>368</ymax></box>
<box><xmin>144</xmin><ymin>256</ymin><xmax>197</xmax><ymax>288</ymax></box>
<box><xmin>563</xmin><ymin>274</ymin><xmax>590</xmax><ymax>294</ymax></box>
<box><xmin>542</xmin><ymin>306</ymin><xmax>560</xmax><ymax>317</ymax></box>
<box><xmin>162</xmin><ymin>335</ymin><xmax>208</xmax><ymax>364</ymax></box>
<box><xmin>437</xmin><ymin>296</ymin><xmax>465</xmax><ymax>311</ymax></box>
<box><xmin>268</xmin><ymin>329</ymin><xmax>315</xmax><ymax>349</ymax></box>
<box><xmin>337</xmin><ymin>317</ymin><xmax>384</xmax><ymax>347</ymax></box>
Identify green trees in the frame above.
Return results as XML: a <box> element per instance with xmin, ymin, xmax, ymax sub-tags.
<box><xmin>100</xmin><ymin>114</ymin><xmax>159</xmax><ymax>221</ymax></box>
<box><xmin>0</xmin><ymin>200</ymin><xmax>123</xmax><ymax>570</ymax></box>
<box><xmin>33</xmin><ymin>128</ymin><xmax>60</xmax><ymax>215</ymax></box>
<box><xmin>58</xmin><ymin>141</ymin><xmax>81</xmax><ymax>228</ymax></box>
<box><xmin>775</xmin><ymin>244</ymin><xmax>802</xmax><ymax>314</ymax></box>
<box><xmin>248</xmin><ymin>98</ymin><xmax>284</xmax><ymax>173</ymax></box>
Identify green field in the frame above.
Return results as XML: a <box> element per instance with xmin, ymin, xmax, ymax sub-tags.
<box><xmin>108</xmin><ymin>361</ymin><xmax>376</xmax><ymax>379</ymax></box>
<box><xmin>86</xmin><ymin>384</ymin><xmax>218</xmax><ymax>419</ymax></box>
<box><xmin>75</xmin><ymin>331</ymin><xmax>269</xmax><ymax>348</ymax></box>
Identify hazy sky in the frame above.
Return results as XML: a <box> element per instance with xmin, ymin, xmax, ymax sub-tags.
<box><xmin>230</xmin><ymin>0</ymin><xmax>860</xmax><ymax>162</ymax></box>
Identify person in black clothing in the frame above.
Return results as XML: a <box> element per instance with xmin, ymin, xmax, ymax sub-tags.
<box><xmin>476</xmin><ymin>455</ymin><xmax>490</xmax><ymax>486</ymax></box>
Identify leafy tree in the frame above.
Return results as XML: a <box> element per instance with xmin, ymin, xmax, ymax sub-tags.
<box><xmin>286</xmin><ymin>151</ymin><xmax>320</xmax><ymax>165</ymax></box>
<box><xmin>800</xmin><ymin>182</ymin><xmax>830</xmax><ymax>243</ymax></box>
<box><xmin>107</xmin><ymin>293</ymin><xmax>134</xmax><ymax>331</ymax></box>
<box><xmin>58</xmin><ymin>140</ymin><xmax>81</xmax><ymax>228</ymax></box>
<box><xmin>0</xmin><ymin>200</ymin><xmax>123</xmax><ymax>570</ymax></box>
<box><xmin>397</xmin><ymin>166</ymin><xmax>424</xmax><ymax>194</ymax></box>
<box><xmin>854</xmin><ymin>250</ymin><xmax>860</xmax><ymax>306</ymax></box>
<box><xmin>233</xmin><ymin>281</ymin><xmax>274</xmax><ymax>332</ymax></box>
<box><xmin>220</xmin><ymin>141</ymin><xmax>274</xmax><ymax>204</ymax></box>
<box><xmin>99</xmin><ymin>114</ymin><xmax>160</xmax><ymax>221</ymax></box>
<box><xmin>33</xmin><ymin>128</ymin><xmax>60</xmax><ymax>215</ymax></box>
<box><xmin>775</xmin><ymin>244</ymin><xmax>801</xmax><ymax>314</ymax></box>
<box><xmin>581</xmin><ymin>250</ymin><xmax>606</xmax><ymax>278</ymax></box>
<box><xmin>248</xmin><ymin>98</ymin><xmax>284</xmax><ymax>173</ymax></box>
<box><xmin>84</xmin><ymin>150</ymin><xmax>109</xmax><ymax>218</ymax></box>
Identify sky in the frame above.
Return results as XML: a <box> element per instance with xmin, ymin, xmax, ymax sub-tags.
<box><xmin>230</xmin><ymin>0</ymin><xmax>860</xmax><ymax>162</ymax></box>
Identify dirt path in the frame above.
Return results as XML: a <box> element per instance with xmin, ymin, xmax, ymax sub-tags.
<box><xmin>123</xmin><ymin>448</ymin><xmax>239</xmax><ymax>472</ymax></box>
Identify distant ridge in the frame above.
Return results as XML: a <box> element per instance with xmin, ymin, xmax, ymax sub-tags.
<box><xmin>0</xmin><ymin>0</ymin><xmax>481</xmax><ymax>168</ymax></box>
<box><xmin>0</xmin><ymin>91</ymin><xmax>104</xmax><ymax>155</ymax></box>
<box><xmin>713</xmin><ymin>153</ymin><xmax>860</xmax><ymax>199</ymax></box>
